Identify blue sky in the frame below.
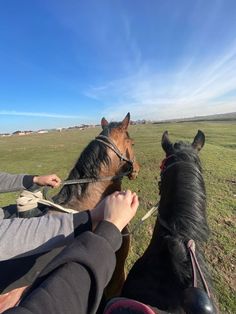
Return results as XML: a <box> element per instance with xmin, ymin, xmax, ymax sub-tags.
<box><xmin>0</xmin><ymin>0</ymin><xmax>236</xmax><ymax>132</ymax></box>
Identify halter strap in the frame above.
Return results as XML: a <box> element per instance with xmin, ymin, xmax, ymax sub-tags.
<box><xmin>160</xmin><ymin>154</ymin><xmax>202</xmax><ymax>178</ymax></box>
<box><xmin>160</xmin><ymin>154</ymin><xmax>176</xmax><ymax>172</ymax></box>
<box><xmin>95</xmin><ymin>134</ymin><xmax>134</xmax><ymax>166</ymax></box>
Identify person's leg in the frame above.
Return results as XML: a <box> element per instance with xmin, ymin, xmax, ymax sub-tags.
<box><xmin>17</xmin><ymin>205</ymin><xmax>48</xmax><ymax>218</ymax></box>
<box><xmin>2</xmin><ymin>204</ymin><xmax>48</xmax><ymax>219</ymax></box>
<box><xmin>0</xmin><ymin>247</ymin><xmax>64</xmax><ymax>294</ymax></box>
<box><xmin>0</xmin><ymin>247</ymin><xmax>65</xmax><ymax>312</ymax></box>
<box><xmin>2</xmin><ymin>204</ymin><xmax>18</xmax><ymax>218</ymax></box>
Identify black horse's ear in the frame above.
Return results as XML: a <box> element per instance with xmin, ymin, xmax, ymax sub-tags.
<box><xmin>192</xmin><ymin>130</ymin><xmax>205</xmax><ymax>152</ymax></box>
<box><xmin>120</xmin><ymin>112</ymin><xmax>130</xmax><ymax>130</ymax></box>
<box><xmin>101</xmin><ymin>117</ymin><xmax>109</xmax><ymax>129</ymax></box>
<box><xmin>162</xmin><ymin>131</ymin><xmax>172</xmax><ymax>154</ymax></box>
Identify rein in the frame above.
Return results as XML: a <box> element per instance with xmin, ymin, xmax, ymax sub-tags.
<box><xmin>187</xmin><ymin>239</ymin><xmax>211</xmax><ymax>298</ymax></box>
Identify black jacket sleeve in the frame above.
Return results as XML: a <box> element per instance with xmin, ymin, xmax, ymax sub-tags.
<box><xmin>4</xmin><ymin>221</ymin><xmax>122</xmax><ymax>314</ymax></box>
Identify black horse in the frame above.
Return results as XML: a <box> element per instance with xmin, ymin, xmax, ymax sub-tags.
<box><xmin>122</xmin><ymin>130</ymin><xmax>216</xmax><ymax>314</ymax></box>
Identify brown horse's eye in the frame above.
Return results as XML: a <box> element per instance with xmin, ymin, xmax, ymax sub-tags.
<box><xmin>130</xmin><ymin>138</ymin><xmax>135</xmax><ymax>145</ymax></box>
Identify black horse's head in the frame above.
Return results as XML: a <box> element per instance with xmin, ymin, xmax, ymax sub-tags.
<box><xmin>158</xmin><ymin>129</ymin><xmax>208</xmax><ymax>241</ymax></box>
<box><xmin>160</xmin><ymin>130</ymin><xmax>205</xmax><ymax>175</ymax></box>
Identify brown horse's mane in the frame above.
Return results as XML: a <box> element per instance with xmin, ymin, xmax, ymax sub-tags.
<box><xmin>53</xmin><ymin>132</ymin><xmax>110</xmax><ymax>205</ymax></box>
<box><xmin>53</xmin><ymin>122</ymin><xmax>132</xmax><ymax>206</ymax></box>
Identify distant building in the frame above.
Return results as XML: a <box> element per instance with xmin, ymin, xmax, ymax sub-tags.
<box><xmin>37</xmin><ymin>130</ymin><xmax>49</xmax><ymax>134</ymax></box>
<box><xmin>0</xmin><ymin>133</ymin><xmax>11</xmax><ymax>137</ymax></box>
<box><xmin>12</xmin><ymin>131</ymin><xmax>25</xmax><ymax>136</ymax></box>
<box><xmin>12</xmin><ymin>130</ymin><xmax>33</xmax><ymax>136</ymax></box>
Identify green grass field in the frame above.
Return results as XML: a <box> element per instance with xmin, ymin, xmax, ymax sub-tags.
<box><xmin>0</xmin><ymin>121</ymin><xmax>235</xmax><ymax>313</ymax></box>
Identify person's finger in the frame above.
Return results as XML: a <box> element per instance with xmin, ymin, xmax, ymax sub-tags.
<box><xmin>50</xmin><ymin>181</ymin><xmax>57</xmax><ymax>188</ymax></box>
<box><xmin>131</xmin><ymin>194</ymin><xmax>139</xmax><ymax>210</ymax></box>
<box><xmin>53</xmin><ymin>182</ymin><xmax>61</xmax><ymax>188</ymax></box>
<box><xmin>124</xmin><ymin>189</ymin><xmax>132</xmax><ymax>198</ymax></box>
<box><xmin>113</xmin><ymin>191</ymin><xmax>121</xmax><ymax>197</ymax></box>
<box><xmin>52</xmin><ymin>174</ymin><xmax>61</xmax><ymax>183</ymax></box>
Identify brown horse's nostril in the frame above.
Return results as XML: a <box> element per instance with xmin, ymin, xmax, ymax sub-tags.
<box><xmin>128</xmin><ymin>170</ymin><xmax>139</xmax><ymax>180</ymax></box>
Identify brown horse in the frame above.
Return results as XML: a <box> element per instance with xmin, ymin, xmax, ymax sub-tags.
<box><xmin>0</xmin><ymin>113</ymin><xmax>140</xmax><ymax>312</ymax></box>
<box><xmin>53</xmin><ymin>112</ymin><xmax>140</xmax><ymax>298</ymax></box>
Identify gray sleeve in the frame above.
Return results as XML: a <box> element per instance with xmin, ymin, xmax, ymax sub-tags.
<box><xmin>0</xmin><ymin>172</ymin><xmax>26</xmax><ymax>193</ymax></box>
<box><xmin>0</xmin><ymin>213</ymin><xmax>76</xmax><ymax>261</ymax></box>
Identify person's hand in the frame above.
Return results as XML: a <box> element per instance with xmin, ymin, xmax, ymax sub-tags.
<box><xmin>102</xmin><ymin>190</ymin><xmax>139</xmax><ymax>231</ymax></box>
<box><xmin>104</xmin><ymin>190</ymin><xmax>139</xmax><ymax>231</ymax></box>
<box><xmin>33</xmin><ymin>174</ymin><xmax>61</xmax><ymax>188</ymax></box>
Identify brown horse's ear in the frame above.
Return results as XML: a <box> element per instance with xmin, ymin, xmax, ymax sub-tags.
<box><xmin>120</xmin><ymin>112</ymin><xmax>130</xmax><ymax>130</ymax></box>
<box><xmin>101</xmin><ymin>117</ymin><xmax>109</xmax><ymax>129</ymax></box>
<box><xmin>162</xmin><ymin>131</ymin><xmax>172</xmax><ymax>154</ymax></box>
<box><xmin>192</xmin><ymin>130</ymin><xmax>205</xmax><ymax>152</ymax></box>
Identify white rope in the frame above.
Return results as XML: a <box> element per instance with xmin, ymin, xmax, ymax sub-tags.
<box><xmin>141</xmin><ymin>206</ymin><xmax>158</xmax><ymax>222</ymax></box>
<box><xmin>17</xmin><ymin>190</ymin><xmax>78</xmax><ymax>214</ymax></box>
<box><xmin>122</xmin><ymin>204</ymin><xmax>158</xmax><ymax>237</ymax></box>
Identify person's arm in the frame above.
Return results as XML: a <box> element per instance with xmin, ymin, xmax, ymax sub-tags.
<box><xmin>0</xmin><ymin>211</ymin><xmax>92</xmax><ymax>261</ymax></box>
<box><xmin>0</xmin><ymin>173</ymin><xmax>61</xmax><ymax>193</ymax></box>
<box><xmin>4</xmin><ymin>190</ymin><xmax>139</xmax><ymax>314</ymax></box>
<box><xmin>0</xmin><ymin>173</ymin><xmax>33</xmax><ymax>193</ymax></box>
<box><xmin>4</xmin><ymin>221</ymin><xmax>122</xmax><ymax>314</ymax></box>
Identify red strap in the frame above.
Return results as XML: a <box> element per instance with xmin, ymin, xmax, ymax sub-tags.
<box><xmin>160</xmin><ymin>154</ymin><xmax>175</xmax><ymax>172</ymax></box>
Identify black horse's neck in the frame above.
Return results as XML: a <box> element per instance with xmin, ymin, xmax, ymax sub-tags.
<box><xmin>157</xmin><ymin>156</ymin><xmax>209</xmax><ymax>243</ymax></box>
<box><xmin>122</xmin><ymin>149</ymin><xmax>211</xmax><ymax>312</ymax></box>
<box><xmin>154</xmin><ymin>157</ymin><xmax>209</xmax><ymax>283</ymax></box>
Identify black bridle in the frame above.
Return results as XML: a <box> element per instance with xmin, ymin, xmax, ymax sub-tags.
<box><xmin>95</xmin><ymin>134</ymin><xmax>134</xmax><ymax>168</ymax></box>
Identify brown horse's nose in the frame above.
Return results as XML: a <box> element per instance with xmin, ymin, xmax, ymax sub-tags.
<box><xmin>128</xmin><ymin>162</ymin><xmax>140</xmax><ymax>180</ymax></box>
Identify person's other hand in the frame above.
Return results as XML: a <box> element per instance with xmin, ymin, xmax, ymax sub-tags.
<box><xmin>33</xmin><ymin>174</ymin><xmax>61</xmax><ymax>188</ymax></box>
<box><xmin>103</xmin><ymin>190</ymin><xmax>139</xmax><ymax>231</ymax></box>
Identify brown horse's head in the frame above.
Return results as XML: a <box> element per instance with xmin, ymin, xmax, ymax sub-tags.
<box><xmin>100</xmin><ymin>112</ymin><xmax>140</xmax><ymax>180</ymax></box>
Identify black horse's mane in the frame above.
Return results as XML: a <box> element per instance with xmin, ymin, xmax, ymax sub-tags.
<box><xmin>54</xmin><ymin>127</ymin><xmax>114</xmax><ymax>205</ymax></box>
<box><xmin>159</xmin><ymin>141</ymin><xmax>209</xmax><ymax>241</ymax></box>
<box><xmin>157</xmin><ymin>142</ymin><xmax>210</xmax><ymax>286</ymax></box>
<box><xmin>122</xmin><ymin>140</ymin><xmax>213</xmax><ymax>311</ymax></box>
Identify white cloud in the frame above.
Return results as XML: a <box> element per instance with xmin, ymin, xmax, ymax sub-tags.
<box><xmin>85</xmin><ymin>43</ymin><xmax>236</xmax><ymax>121</ymax></box>
<box><xmin>0</xmin><ymin>110</ymin><xmax>82</xmax><ymax>119</ymax></box>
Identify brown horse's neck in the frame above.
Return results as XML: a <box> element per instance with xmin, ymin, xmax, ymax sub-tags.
<box><xmin>67</xmin><ymin>179</ymin><xmax>122</xmax><ymax>210</ymax></box>
<box><xmin>65</xmin><ymin>151</ymin><xmax>124</xmax><ymax>210</ymax></box>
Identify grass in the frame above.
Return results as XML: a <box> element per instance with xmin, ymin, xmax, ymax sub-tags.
<box><xmin>0</xmin><ymin>121</ymin><xmax>235</xmax><ymax>313</ymax></box>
